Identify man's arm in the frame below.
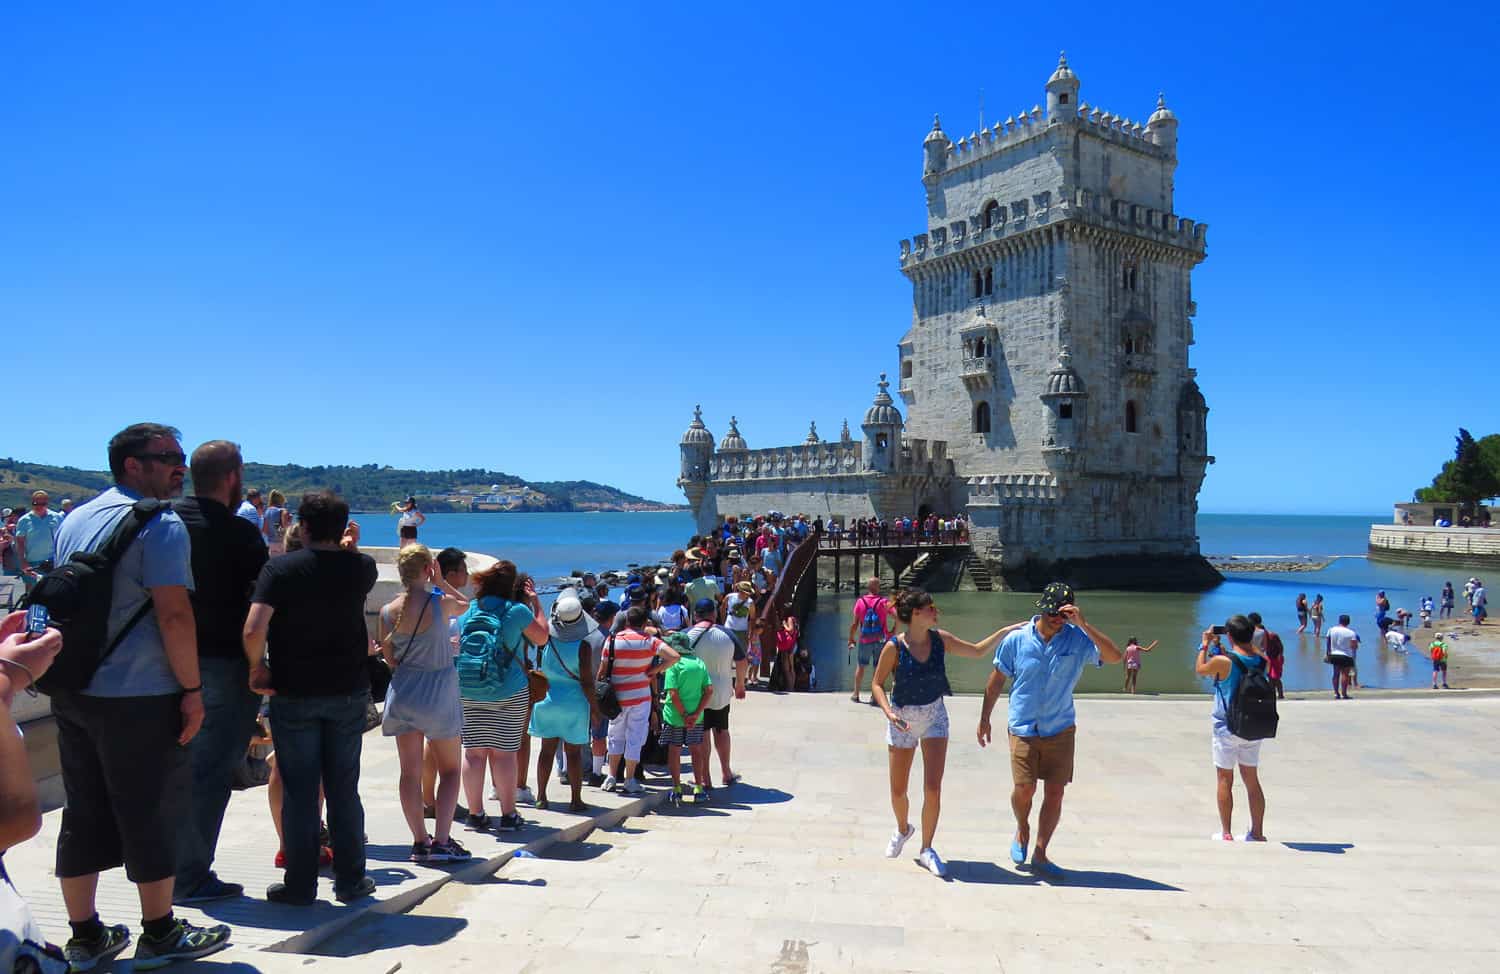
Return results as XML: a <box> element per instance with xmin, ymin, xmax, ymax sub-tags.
<box><xmin>1062</xmin><ymin>605</ymin><xmax>1122</xmax><ymax>663</ymax></box>
<box><xmin>977</xmin><ymin>668</ymin><xmax>1008</xmax><ymax>747</ymax></box>
<box><xmin>152</xmin><ymin>584</ymin><xmax>204</xmax><ymax>745</ymax></box>
<box><xmin>243</xmin><ymin>602</ymin><xmax>275</xmax><ymax>694</ymax></box>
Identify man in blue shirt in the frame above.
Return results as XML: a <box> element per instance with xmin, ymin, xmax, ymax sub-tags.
<box><xmin>14</xmin><ymin>490</ymin><xmax>64</xmax><ymax>591</ymax></box>
<box><xmin>978</xmin><ymin>581</ymin><xmax>1122</xmax><ymax>881</ymax></box>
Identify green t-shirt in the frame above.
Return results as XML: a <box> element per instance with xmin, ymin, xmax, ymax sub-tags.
<box><xmin>662</xmin><ymin>655</ymin><xmax>712</xmax><ymax>727</ymax></box>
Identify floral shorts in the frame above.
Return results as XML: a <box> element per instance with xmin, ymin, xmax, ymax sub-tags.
<box><xmin>885</xmin><ymin>698</ymin><xmax>949</xmax><ymax>749</ymax></box>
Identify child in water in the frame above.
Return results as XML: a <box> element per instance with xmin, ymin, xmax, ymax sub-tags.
<box><xmin>1122</xmin><ymin>637</ymin><xmax>1158</xmax><ymax>693</ymax></box>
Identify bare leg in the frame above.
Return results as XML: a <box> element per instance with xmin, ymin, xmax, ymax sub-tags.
<box><xmin>918</xmin><ymin>736</ymin><xmax>947</xmax><ymax>850</ymax></box>
<box><xmin>395</xmin><ymin>732</ymin><xmax>428</xmax><ymax>844</ymax></box>
<box><xmin>516</xmin><ymin>714</ymin><xmax>532</xmax><ymax>790</ymax></box>
<box><xmin>60</xmin><ymin>874</ymin><xmax>100</xmax><ymax>923</ymax></box>
<box><xmin>463</xmin><ymin>747</ymin><xmax>491</xmax><ymax>818</ymax></box>
<box><xmin>688</xmin><ymin>738</ymin><xmax>709</xmax><ymax>786</ymax></box>
<box><xmin>1033</xmin><ymin>780</ymin><xmax>1067</xmax><ymax>864</ymax></box>
<box><xmin>1011</xmin><ymin>781</ymin><xmax>1036</xmax><ymax>851</ymax></box>
<box><xmin>430</xmin><ymin>737</ymin><xmax>462</xmax><ymax>844</ymax></box>
<box><xmin>622</xmin><ymin>757</ymin><xmax>640</xmax><ymax>782</ymax></box>
<box><xmin>564</xmin><ymin>744</ymin><xmax>585</xmax><ymax>807</ymax></box>
<box><xmin>852</xmin><ymin>664</ymin><xmax>866</xmax><ymax>701</ymax></box>
<box><xmin>711</xmin><ymin>728</ymin><xmax>733</xmax><ymax>784</ymax></box>
<box><xmin>490</xmin><ymin>751</ymin><xmax>518</xmax><ymax>815</ymax></box>
<box><xmin>267</xmin><ymin>754</ymin><xmax>284</xmax><ymax>850</ymax></box>
<box><xmin>887</xmin><ymin>745</ymin><xmax>916</xmax><ymax>835</ymax></box>
<box><xmin>421</xmin><ymin>741</ymin><xmax>438</xmax><ymax>808</ymax></box>
<box><xmin>667</xmin><ymin>744</ymin><xmax>683</xmax><ymax>790</ymax></box>
<box><xmin>1215</xmin><ymin>767</ymin><xmax>1234</xmax><ymax>836</ymax></box>
<box><xmin>536</xmin><ymin>738</ymin><xmax>558</xmax><ymax>806</ymax></box>
<box><xmin>1239</xmin><ymin>765</ymin><xmax>1266</xmax><ymax>839</ymax></box>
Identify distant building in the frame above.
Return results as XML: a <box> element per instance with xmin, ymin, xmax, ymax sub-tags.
<box><xmin>679</xmin><ymin>55</ymin><xmax>1218</xmax><ymax>590</ymax></box>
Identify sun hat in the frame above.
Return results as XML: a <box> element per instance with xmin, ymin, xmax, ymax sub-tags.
<box><xmin>550</xmin><ymin>588</ymin><xmax>598</xmax><ymax>642</ymax></box>
<box><xmin>736</xmin><ymin>580</ymin><xmax>754</xmax><ymax>595</ymax></box>
<box><xmin>1036</xmin><ymin>581</ymin><xmax>1076</xmax><ymax>614</ymax></box>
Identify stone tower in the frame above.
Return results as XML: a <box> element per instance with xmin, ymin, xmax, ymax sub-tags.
<box><xmin>677</xmin><ymin>405</ymin><xmax>714</xmax><ymax>523</ymax></box>
<box><xmin>896</xmin><ymin>53</ymin><xmax>1217</xmax><ymax>587</ymax></box>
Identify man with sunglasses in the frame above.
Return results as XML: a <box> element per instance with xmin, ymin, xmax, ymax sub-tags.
<box><xmin>49</xmin><ymin>423</ymin><xmax>232</xmax><ymax>969</ymax></box>
<box><xmin>977</xmin><ymin>581</ymin><xmax>1123</xmax><ymax>882</ymax></box>
<box><xmin>13</xmin><ymin>490</ymin><xmax>63</xmax><ymax>593</ymax></box>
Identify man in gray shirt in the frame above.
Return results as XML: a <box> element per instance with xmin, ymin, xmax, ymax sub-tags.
<box><xmin>50</xmin><ymin>423</ymin><xmax>231</xmax><ymax>971</ymax></box>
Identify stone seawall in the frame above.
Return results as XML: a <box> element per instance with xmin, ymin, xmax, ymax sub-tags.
<box><xmin>1369</xmin><ymin>525</ymin><xmax>1500</xmax><ymax>569</ymax></box>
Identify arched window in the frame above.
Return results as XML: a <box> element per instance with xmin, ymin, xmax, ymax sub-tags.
<box><xmin>876</xmin><ymin>433</ymin><xmax>889</xmax><ymax>450</ymax></box>
<box><xmin>1125</xmin><ymin>400</ymin><xmax>1139</xmax><ymax>434</ymax></box>
<box><xmin>1059</xmin><ymin>401</ymin><xmax>1073</xmax><ymax>420</ymax></box>
<box><xmin>973</xmin><ymin>337</ymin><xmax>986</xmax><ymax>358</ymax></box>
<box><xmin>1124</xmin><ymin>336</ymin><xmax>1135</xmax><ymax>355</ymax></box>
<box><xmin>972</xmin><ymin>270</ymin><xmax>983</xmax><ymax>298</ymax></box>
<box><xmin>982</xmin><ymin>201</ymin><xmax>1000</xmax><ymax>228</ymax></box>
<box><xmin>900</xmin><ymin>359</ymin><xmax>913</xmax><ymax>379</ymax></box>
<box><xmin>983</xmin><ymin>267</ymin><xmax>994</xmax><ymax>295</ymax></box>
<box><xmin>973</xmin><ymin>401</ymin><xmax>991</xmax><ymax>434</ymax></box>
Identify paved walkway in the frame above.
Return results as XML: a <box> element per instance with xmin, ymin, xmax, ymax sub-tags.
<box><xmin>10</xmin><ymin>690</ymin><xmax>1500</xmax><ymax>971</ymax></box>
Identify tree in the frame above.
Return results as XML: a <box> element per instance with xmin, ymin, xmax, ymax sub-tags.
<box><xmin>1416</xmin><ymin>428</ymin><xmax>1500</xmax><ymax>505</ymax></box>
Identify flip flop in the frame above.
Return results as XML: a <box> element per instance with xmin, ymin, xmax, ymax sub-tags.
<box><xmin>1010</xmin><ymin>839</ymin><xmax>1027</xmax><ymax>865</ymax></box>
<box><xmin>1031</xmin><ymin>860</ymin><xmax>1067</xmax><ymax>883</ymax></box>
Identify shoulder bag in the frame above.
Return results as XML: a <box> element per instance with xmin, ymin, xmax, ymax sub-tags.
<box><xmin>594</xmin><ymin>633</ymin><xmax>623</xmax><ymax>720</ymax></box>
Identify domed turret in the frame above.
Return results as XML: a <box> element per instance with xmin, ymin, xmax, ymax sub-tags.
<box><xmin>1045</xmin><ymin>51</ymin><xmax>1081</xmax><ymax>121</ymax></box>
<box><xmin>861</xmin><ymin>374</ymin><xmax>904</xmax><ymax>474</ymax></box>
<box><xmin>1147</xmin><ymin>92</ymin><xmax>1178</xmax><ymax>152</ymax></box>
<box><xmin>923</xmin><ymin>114</ymin><xmax>951</xmax><ymax>176</ymax></box>
<box><xmin>1177</xmin><ymin>377</ymin><xmax>1209</xmax><ymax>457</ymax></box>
<box><xmin>678</xmin><ymin>404</ymin><xmax>714</xmax><ymax>486</ymax></box>
<box><xmin>804</xmin><ymin>421</ymin><xmax>820</xmax><ymax>445</ymax></box>
<box><xmin>679</xmin><ymin>404</ymin><xmax>714</xmax><ymax>447</ymax></box>
<box><xmin>1044</xmin><ymin>347</ymin><xmax>1087</xmax><ymax>397</ymax></box>
<box><xmin>719</xmin><ymin>416</ymin><xmax>748</xmax><ymax>453</ymax></box>
<box><xmin>1040</xmin><ymin>347</ymin><xmax>1089</xmax><ymax>459</ymax></box>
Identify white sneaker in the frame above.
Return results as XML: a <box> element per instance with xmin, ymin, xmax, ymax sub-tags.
<box><xmin>514</xmin><ymin>786</ymin><xmax>535</xmax><ymax>806</ymax></box>
<box><xmin>917</xmin><ymin>846</ymin><xmax>948</xmax><ymax>878</ymax></box>
<box><xmin>621</xmin><ymin>778</ymin><xmax>645</xmax><ymax>796</ymax></box>
<box><xmin>600</xmin><ymin>775</ymin><xmax>617</xmax><ymax>793</ymax></box>
<box><xmin>884</xmin><ymin>824</ymin><xmax>916</xmax><ymax>859</ymax></box>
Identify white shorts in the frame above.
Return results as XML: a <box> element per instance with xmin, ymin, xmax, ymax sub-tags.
<box><xmin>1212</xmin><ymin>725</ymin><xmax>1262</xmax><ymax>770</ymax></box>
<box><xmin>606</xmin><ymin>701</ymin><xmax>651</xmax><ymax>761</ymax></box>
<box><xmin>886</xmin><ymin>699</ymin><xmax>949</xmax><ymax>749</ymax></box>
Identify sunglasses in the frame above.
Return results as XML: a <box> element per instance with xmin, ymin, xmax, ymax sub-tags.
<box><xmin>134</xmin><ymin>450</ymin><xmax>187</xmax><ymax>467</ymax></box>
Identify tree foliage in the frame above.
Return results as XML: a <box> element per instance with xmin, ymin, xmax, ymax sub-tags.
<box><xmin>1415</xmin><ymin>429</ymin><xmax>1500</xmax><ymax>504</ymax></box>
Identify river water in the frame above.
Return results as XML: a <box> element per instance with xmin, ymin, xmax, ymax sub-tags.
<box><xmin>382</xmin><ymin>511</ymin><xmax>1467</xmax><ymax>694</ymax></box>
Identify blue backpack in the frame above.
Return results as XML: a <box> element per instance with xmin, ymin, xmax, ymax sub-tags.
<box><xmin>456</xmin><ymin>601</ymin><xmax>519</xmax><ymax>701</ymax></box>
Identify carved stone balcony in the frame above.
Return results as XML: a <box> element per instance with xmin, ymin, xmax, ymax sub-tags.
<box><xmin>960</xmin><ymin>354</ymin><xmax>995</xmax><ymax>390</ymax></box>
<box><xmin>1123</xmin><ymin>353</ymin><xmax>1156</xmax><ymax>386</ymax></box>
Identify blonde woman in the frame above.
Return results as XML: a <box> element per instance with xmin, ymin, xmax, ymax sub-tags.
<box><xmin>377</xmin><ymin>545</ymin><xmax>470</xmax><ymax>863</ymax></box>
<box><xmin>262</xmin><ymin>489</ymin><xmax>290</xmax><ymax>555</ymax></box>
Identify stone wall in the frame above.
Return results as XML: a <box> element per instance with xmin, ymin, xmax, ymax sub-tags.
<box><xmin>1369</xmin><ymin>525</ymin><xmax>1500</xmax><ymax>569</ymax></box>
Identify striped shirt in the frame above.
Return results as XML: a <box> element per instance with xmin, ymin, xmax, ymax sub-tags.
<box><xmin>604</xmin><ymin>628</ymin><xmax>665</xmax><ymax>708</ymax></box>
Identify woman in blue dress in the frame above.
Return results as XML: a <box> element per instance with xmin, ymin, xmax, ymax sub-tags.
<box><xmin>528</xmin><ymin>589</ymin><xmax>600</xmax><ymax>812</ymax></box>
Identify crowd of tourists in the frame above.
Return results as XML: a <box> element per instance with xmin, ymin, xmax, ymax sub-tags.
<box><xmin>824</xmin><ymin>513</ymin><xmax>968</xmax><ymax>547</ymax></box>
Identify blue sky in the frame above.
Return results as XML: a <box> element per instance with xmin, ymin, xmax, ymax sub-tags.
<box><xmin>3</xmin><ymin>2</ymin><xmax>1494</xmax><ymax>513</ymax></box>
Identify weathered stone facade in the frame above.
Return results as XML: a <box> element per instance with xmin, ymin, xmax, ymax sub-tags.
<box><xmin>679</xmin><ymin>55</ymin><xmax>1220</xmax><ymax>590</ymax></box>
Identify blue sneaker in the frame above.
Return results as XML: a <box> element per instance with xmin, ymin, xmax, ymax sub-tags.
<box><xmin>1010</xmin><ymin>838</ymin><xmax>1027</xmax><ymax>866</ymax></box>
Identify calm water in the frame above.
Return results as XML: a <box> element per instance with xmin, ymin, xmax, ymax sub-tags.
<box><xmin>388</xmin><ymin>511</ymin><xmax>1465</xmax><ymax>693</ymax></box>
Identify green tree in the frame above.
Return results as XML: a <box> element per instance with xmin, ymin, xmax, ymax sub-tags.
<box><xmin>1416</xmin><ymin>428</ymin><xmax>1500</xmax><ymax>504</ymax></box>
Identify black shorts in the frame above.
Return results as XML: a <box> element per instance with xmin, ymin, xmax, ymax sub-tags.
<box><xmin>727</xmin><ymin>629</ymin><xmax>748</xmax><ymax>662</ymax></box>
<box><xmin>52</xmin><ymin>691</ymin><xmax>190</xmax><ymax>883</ymax></box>
<box><xmin>703</xmin><ymin>704</ymin><xmax>730</xmax><ymax>731</ymax></box>
<box><xmin>1328</xmin><ymin>655</ymin><xmax>1354</xmax><ymax>670</ymax></box>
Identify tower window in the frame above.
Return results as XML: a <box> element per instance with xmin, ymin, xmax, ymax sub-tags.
<box><xmin>1059</xmin><ymin>93</ymin><xmax>1069</xmax><ymax>105</ymax></box>
<box><xmin>973</xmin><ymin>401</ymin><xmax>991</xmax><ymax>434</ymax></box>
<box><xmin>1059</xmin><ymin>402</ymin><xmax>1073</xmax><ymax>420</ymax></box>
<box><xmin>983</xmin><ymin>267</ymin><xmax>994</xmax><ymax>295</ymax></box>
<box><xmin>982</xmin><ymin>201</ymin><xmax>1000</xmax><ymax>229</ymax></box>
<box><xmin>1125</xmin><ymin>400</ymin><xmax>1139</xmax><ymax>434</ymax></box>
<box><xmin>876</xmin><ymin>433</ymin><xmax>889</xmax><ymax>450</ymax></box>
<box><xmin>972</xmin><ymin>270</ymin><xmax>983</xmax><ymax>298</ymax></box>
<box><xmin>1124</xmin><ymin>336</ymin><xmax>1135</xmax><ymax>355</ymax></box>
<box><xmin>901</xmin><ymin>359</ymin><xmax>913</xmax><ymax>379</ymax></box>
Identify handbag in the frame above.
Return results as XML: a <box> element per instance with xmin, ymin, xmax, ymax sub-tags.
<box><xmin>594</xmin><ymin>634</ymin><xmax>623</xmax><ymax>720</ymax></box>
<box><xmin>527</xmin><ymin>667</ymin><xmax>550</xmax><ymax>704</ymax></box>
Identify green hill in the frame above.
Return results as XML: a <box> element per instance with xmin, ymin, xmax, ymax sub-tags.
<box><xmin>0</xmin><ymin>458</ymin><xmax>680</xmax><ymax>514</ymax></box>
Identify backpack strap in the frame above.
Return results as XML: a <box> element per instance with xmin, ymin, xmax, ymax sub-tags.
<box><xmin>96</xmin><ymin>500</ymin><xmax>171</xmax><ymax>663</ymax></box>
<box><xmin>547</xmin><ymin>639</ymin><xmax>581</xmax><ymax>683</ymax></box>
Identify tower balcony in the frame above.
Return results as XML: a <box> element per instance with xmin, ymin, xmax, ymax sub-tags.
<box><xmin>1123</xmin><ymin>353</ymin><xmax>1156</xmax><ymax>386</ymax></box>
<box><xmin>960</xmin><ymin>353</ymin><xmax>994</xmax><ymax>390</ymax></box>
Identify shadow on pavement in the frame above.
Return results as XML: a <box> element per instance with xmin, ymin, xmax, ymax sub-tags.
<box><xmin>714</xmin><ymin>784</ymin><xmax>792</xmax><ymax>806</ymax></box>
<box><xmin>946</xmin><ymin>860</ymin><xmax>1181</xmax><ymax>891</ymax></box>
<box><xmin>310</xmin><ymin>911</ymin><xmax>469</xmax><ymax>958</ymax></box>
<box><xmin>1282</xmin><ymin>841</ymin><xmax>1355</xmax><ymax>854</ymax></box>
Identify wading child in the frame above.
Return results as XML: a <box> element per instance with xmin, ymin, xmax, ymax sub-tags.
<box><xmin>1122</xmin><ymin>637</ymin><xmax>1158</xmax><ymax>693</ymax></box>
<box><xmin>1430</xmin><ymin>634</ymin><xmax>1450</xmax><ymax>689</ymax></box>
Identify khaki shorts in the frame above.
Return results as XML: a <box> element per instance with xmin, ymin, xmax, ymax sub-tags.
<box><xmin>1009</xmin><ymin>725</ymin><xmax>1077</xmax><ymax>786</ymax></box>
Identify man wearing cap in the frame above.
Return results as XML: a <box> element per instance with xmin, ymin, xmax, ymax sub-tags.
<box><xmin>977</xmin><ymin>581</ymin><xmax>1123</xmax><ymax>881</ymax></box>
<box><xmin>235</xmin><ymin>488</ymin><xmax>264</xmax><ymax>533</ymax></box>
<box><xmin>15</xmin><ymin>490</ymin><xmax>64</xmax><ymax>591</ymax></box>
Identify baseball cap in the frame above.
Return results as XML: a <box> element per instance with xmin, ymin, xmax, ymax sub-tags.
<box><xmin>1036</xmin><ymin>581</ymin><xmax>1076</xmax><ymax>614</ymax></box>
<box><xmin>625</xmin><ymin>584</ymin><xmax>648</xmax><ymax>605</ymax></box>
<box><xmin>694</xmin><ymin>597</ymin><xmax>718</xmax><ymax>617</ymax></box>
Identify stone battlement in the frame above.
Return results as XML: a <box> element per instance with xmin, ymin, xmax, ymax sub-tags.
<box><xmin>942</xmin><ymin>101</ymin><xmax>1166</xmax><ymax>174</ymax></box>
<box><xmin>710</xmin><ymin>442</ymin><xmax>864</xmax><ymax>482</ymax></box>
<box><xmin>900</xmin><ymin>188</ymin><xmax>1207</xmax><ymax>269</ymax></box>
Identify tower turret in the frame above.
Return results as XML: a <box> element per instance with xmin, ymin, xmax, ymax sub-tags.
<box><xmin>719</xmin><ymin>416</ymin><xmax>748</xmax><ymax>453</ymax></box>
<box><xmin>1045</xmin><ymin>51</ymin><xmax>1080</xmax><ymax>122</ymax></box>
<box><xmin>677</xmin><ymin>404</ymin><xmax>714</xmax><ymax>485</ymax></box>
<box><xmin>1147</xmin><ymin>92</ymin><xmax>1178</xmax><ymax>153</ymax></box>
<box><xmin>923</xmin><ymin>115</ymin><xmax>951</xmax><ymax>177</ymax></box>
<box><xmin>861</xmin><ymin>374</ymin><xmax>904</xmax><ymax>474</ymax></box>
<box><xmin>1040</xmin><ymin>347</ymin><xmax>1089</xmax><ymax>470</ymax></box>
<box><xmin>804</xmin><ymin>421</ymin><xmax>820</xmax><ymax>445</ymax></box>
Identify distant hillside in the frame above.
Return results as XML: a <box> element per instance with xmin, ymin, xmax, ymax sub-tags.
<box><xmin>0</xmin><ymin>458</ymin><xmax>681</xmax><ymax>514</ymax></box>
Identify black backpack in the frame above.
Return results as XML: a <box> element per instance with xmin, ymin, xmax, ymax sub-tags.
<box><xmin>1226</xmin><ymin>654</ymin><xmax>1278</xmax><ymax>741</ymax></box>
<box><xmin>25</xmin><ymin>499</ymin><xmax>168</xmax><ymax>694</ymax></box>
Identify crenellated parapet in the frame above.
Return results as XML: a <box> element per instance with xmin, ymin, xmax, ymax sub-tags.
<box><xmin>966</xmin><ymin>473</ymin><xmax>1061</xmax><ymax>504</ymax></box>
<box><xmin>900</xmin><ymin>187</ymin><xmax>1207</xmax><ymax>272</ymax></box>
<box><xmin>709</xmin><ymin>441</ymin><xmax>864</xmax><ymax>482</ymax></box>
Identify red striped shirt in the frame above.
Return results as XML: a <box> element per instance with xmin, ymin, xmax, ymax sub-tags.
<box><xmin>605</xmin><ymin>629</ymin><xmax>664</xmax><ymax>708</ymax></box>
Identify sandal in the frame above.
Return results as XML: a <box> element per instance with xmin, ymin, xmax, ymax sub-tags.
<box><xmin>466</xmin><ymin>812</ymin><xmax>492</xmax><ymax>831</ymax></box>
<box><xmin>534</xmin><ymin>796</ymin><xmax>549</xmax><ymax>811</ymax></box>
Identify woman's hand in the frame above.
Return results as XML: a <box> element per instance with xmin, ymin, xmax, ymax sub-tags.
<box><xmin>885</xmin><ymin>708</ymin><xmax>910</xmax><ymax>733</ymax></box>
<box><xmin>0</xmin><ymin>610</ymin><xmax>63</xmax><ymax>702</ymax></box>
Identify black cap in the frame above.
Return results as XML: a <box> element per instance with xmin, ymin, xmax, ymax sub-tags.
<box><xmin>1036</xmin><ymin>581</ymin><xmax>1075</xmax><ymax>613</ymax></box>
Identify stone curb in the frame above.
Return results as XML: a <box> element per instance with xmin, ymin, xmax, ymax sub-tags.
<box><xmin>263</xmin><ymin>789</ymin><xmax>667</xmax><ymax>956</ymax></box>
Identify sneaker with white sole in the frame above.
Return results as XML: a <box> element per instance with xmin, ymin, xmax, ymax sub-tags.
<box><xmin>63</xmin><ymin>924</ymin><xmax>131</xmax><ymax>972</ymax></box>
<box><xmin>600</xmin><ymin>774</ymin><xmax>618</xmax><ymax>793</ymax></box>
<box><xmin>132</xmin><ymin>919</ymin><xmax>231</xmax><ymax>970</ymax></box>
<box><xmin>917</xmin><ymin>847</ymin><xmax>948</xmax><ymax>878</ymax></box>
<box><xmin>514</xmin><ymin>786</ymin><xmax>536</xmax><ymax>806</ymax></box>
<box><xmin>621</xmin><ymin>778</ymin><xmax>645</xmax><ymax>796</ymax></box>
<box><xmin>885</xmin><ymin>824</ymin><xmax>916</xmax><ymax>859</ymax></box>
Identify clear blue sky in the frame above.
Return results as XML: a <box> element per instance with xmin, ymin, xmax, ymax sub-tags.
<box><xmin>3</xmin><ymin>2</ymin><xmax>1494</xmax><ymax>513</ymax></box>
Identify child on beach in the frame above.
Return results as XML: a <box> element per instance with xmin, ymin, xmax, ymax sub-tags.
<box><xmin>1122</xmin><ymin>637</ymin><xmax>1157</xmax><ymax>693</ymax></box>
<box><xmin>1310</xmin><ymin>594</ymin><xmax>1325</xmax><ymax>637</ymax></box>
<box><xmin>1430</xmin><ymin>634</ymin><xmax>1450</xmax><ymax>689</ymax></box>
